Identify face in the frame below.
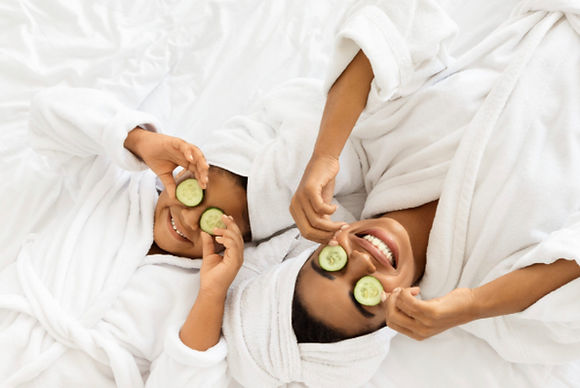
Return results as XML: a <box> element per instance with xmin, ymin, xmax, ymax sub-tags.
<box><xmin>153</xmin><ymin>168</ymin><xmax>250</xmax><ymax>258</ymax></box>
<box><xmin>295</xmin><ymin>216</ymin><xmax>420</xmax><ymax>337</ymax></box>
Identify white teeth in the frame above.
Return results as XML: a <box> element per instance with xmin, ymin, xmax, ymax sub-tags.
<box><xmin>171</xmin><ymin>217</ymin><xmax>187</xmax><ymax>239</ymax></box>
<box><xmin>363</xmin><ymin>234</ymin><xmax>395</xmax><ymax>267</ymax></box>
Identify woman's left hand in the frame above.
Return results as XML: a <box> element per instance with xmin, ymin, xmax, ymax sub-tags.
<box><xmin>383</xmin><ymin>287</ymin><xmax>477</xmax><ymax>341</ymax></box>
<box><xmin>124</xmin><ymin>128</ymin><xmax>209</xmax><ymax>199</ymax></box>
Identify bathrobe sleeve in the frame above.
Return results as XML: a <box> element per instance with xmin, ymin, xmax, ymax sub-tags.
<box><xmin>324</xmin><ymin>0</ymin><xmax>457</xmax><ymax>104</ymax></box>
<box><xmin>146</xmin><ymin>327</ymin><xmax>232</xmax><ymax>388</ymax></box>
<box><xmin>203</xmin><ymin>79</ymin><xmax>364</xmax><ymax>241</ymax></box>
<box><xmin>462</xmin><ymin>212</ymin><xmax>580</xmax><ymax>365</ymax></box>
<box><xmin>28</xmin><ymin>87</ymin><xmax>162</xmax><ymax>174</ymax></box>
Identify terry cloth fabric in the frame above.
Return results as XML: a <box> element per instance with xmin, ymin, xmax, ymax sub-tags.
<box><xmin>324</xmin><ymin>0</ymin><xmax>457</xmax><ymax>107</ymax></box>
<box><xmin>202</xmin><ymin>0</ymin><xmax>457</xmax><ymax>242</ymax></box>
<box><xmin>419</xmin><ymin>4</ymin><xmax>580</xmax><ymax>364</ymax></box>
<box><xmin>202</xmin><ymin>79</ymin><xmax>365</xmax><ymax>242</ymax></box>
<box><xmin>0</xmin><ymin>87</ymin><xmax>160</xmax><ymax>387</ymax></box>
<box><xmin>222</xmin><ymin>247</ymin><xmax>396</xmax><ymax>388</ymax></box>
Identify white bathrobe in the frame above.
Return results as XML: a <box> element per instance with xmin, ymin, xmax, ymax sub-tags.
<box><xmin>419</xmin><ymin>2</ymin><xmax>580</xmax><ymax>364</ymax></box>
<box><xmin>0</xmin><ymin>87</ymin><xmax>232</xmax><ymax>388</ymax></box>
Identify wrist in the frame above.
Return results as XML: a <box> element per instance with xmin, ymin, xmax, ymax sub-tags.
<box><xmin>123</xmin><ymin>127</ymin><xmax>149</xmax><ymax>159</ymax></box>
<box><xmin>197</xmin><ymin>287</ymin><xmax>228</xmax><ymax>303</ymax></box>
<box><xmin>469</xmin><ymin>286</ymin><xmax>489</xmax><ymax>320</ymax></box>
<box><xmin>310</xmin><ymin>150</ymin><xmax>340</xmax><ymax>165</ymax></box>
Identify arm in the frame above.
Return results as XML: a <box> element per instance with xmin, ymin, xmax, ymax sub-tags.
<box><xmin>384</xmin><ymin>259</ymin><xmax>580</xmax><ymax>340</ymax></box>
<box><xmin>29</xmin><ymin>87</ymin><xmax>162</xmax><ymax>174</ymax></box>
<box><xmin>145</xmin><ymin>216</ymin><xmax>243</xmax><ymax>388</ymax></box>
<box><xmin>179</xmin><ymin>215</ymin><xmax>244</xmax><ymax>350</ymax></box>
<box><xmin>290</xmin><ymin>50</ymin><xmax>373</xmax><ymax>242</ymax></box>
<box><xmin>291</xmin><ymin>0</ymin><xmax>457</xmax><ymax>242</ymax></box>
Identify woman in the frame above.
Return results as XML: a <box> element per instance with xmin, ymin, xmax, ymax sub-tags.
<box><xmin>150</xmin><ymin>3</ymin><xmax>580</xmax><ymax>388</ymax></box>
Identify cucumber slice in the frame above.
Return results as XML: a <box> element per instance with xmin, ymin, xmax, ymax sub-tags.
<box><xmin>318</xmin><ymin>245</ymin><xmax>347</xmax><ymax>271</ymax></box>
<box><xmin>200</xmin><ymin>207</ymin><xmax>226</xmax><ymax>235</ymax></box>
<box><xmin>176</xmin><ymin>178</ymin><xmax>204</xmax><ymax>207</ymax></box>
<box><xmin>353</xmin><ymin>276</ymin><xmax>384</xmax><ymax>306</ymax></box>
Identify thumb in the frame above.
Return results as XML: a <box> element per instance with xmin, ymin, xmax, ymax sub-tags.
<box><xmin>381</xmin><ymin>290</ymin><xmax>391</xmax><ymax>303</ymax></box>
<box><xmin>201</xmin><ymin>231</ymin><xmax>215</xmax><ymax>259</ymax></box>
<box><xmin>409</xmin><ymin>287</ymin><xmax>421</xmax><ymax>296</ymax></box>
<box><xmin>159</xmin><ymin>172</ymin><xmax>177</xmax><ymax>200</ymax></box>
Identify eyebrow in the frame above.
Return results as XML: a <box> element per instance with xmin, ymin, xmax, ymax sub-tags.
<box><xmin>310</xmin><ymin>258</ymin><xmax>375</xmax><ymax>319</ymax></box>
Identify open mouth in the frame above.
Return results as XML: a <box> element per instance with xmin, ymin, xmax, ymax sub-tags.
<box><xmin>168</xmin><ymin>210</ymin><xmax>189</xmax><ymax>241</ymax></box>
<box><xmin>356</xmin><ymin>232</ymin><xmax>397</xmax><ymax>269</ymax></box>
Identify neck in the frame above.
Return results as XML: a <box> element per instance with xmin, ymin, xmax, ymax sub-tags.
<box><xmin>382</xmin><ymin>200</ymin><xmax>438</xmax><ymax>283</ymax></box>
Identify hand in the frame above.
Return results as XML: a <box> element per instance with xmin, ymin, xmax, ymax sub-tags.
<box><xmin>290</xmin><ymin>153</ymin><xmax>345</xmax><ymax>242</ymax></box>
<box><xmin>199</xmin><ymin>215</ymin><xmax>244</xmax><ymax>298</ymax></box>
<box><xmin>124</xmin><ymin>128</ymin><xmax>209</xmax><ymax>199</ymax></box>
<box><xmin>383</xmin><ymin>287</ymin><xmax>476</xmax><ymax>341</ymax></box>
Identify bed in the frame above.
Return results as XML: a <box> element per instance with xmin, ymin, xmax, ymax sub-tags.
<box><xmin>1</xmin><ymin>0</ymin><xmax>579</xmax><ymax>387</ymax></box>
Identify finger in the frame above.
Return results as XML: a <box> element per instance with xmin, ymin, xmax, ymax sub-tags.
<box><xmin>173</xmin><ymin>141</ymin><xmax>206</xmax><ymax>186</ymax></box>
<box><xmin>294</xmin><ymin>209</ymin><xmax>334</xmax><ymax>242</ymax></box>
<box><xmin>191</xmin><ymin>147</ymin><xmax>209</xmax><ymax>189</ymax></box>
<box><xmin>159</xmin><ymin>172</ymin><xmax>177</xmax><ymax>200</ymax></box>
<box><xmin>386</xmin><ymin>320</ymin><xmax>424</xmax><ymax>341</ymax></box>
<box><xmin>201</xmin><ymin>231</ymin><xmax>215</xmax><ymax>258</ymax></box>
<box><xmin>175</xmin><ymin>168</ymin><xmax>188</xmax><ymax>179</ymax></box>
<box><xmin>308</xmin><ymin>188</ymin><xmax>337</xmax><ymax>215</ymax></box>
<box><xmin>181</xmin><ymin>143</ymin><xmax>209</xmax><ymax>188</ymax></box>
<box><xmin>396</xmin><ymin>289</ymin><xmax>427</xmax><ymax>320</ymax></box>
<box><xmin>303</xmin><ymin>207</ymin><xmax>344</xmax><ymax>234</ymax></box>
<box><xmin>212</xmin><ymin>216</ymin><xmax>242</xmax><ymax>239</ymax></box>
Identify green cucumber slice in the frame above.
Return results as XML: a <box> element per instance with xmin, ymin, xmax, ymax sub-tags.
<box><xmin>353</xmin><ymin>276</ymin><xmax>384</xmax><ymax>306</ymax></box>
<box><xmin>200</xmin><ymin>207</ymin><xmax>226</xmax><ymax>235</ymax></box>
<box><xmin>318</xmin><ymin>245</ymin><xmax>347</xmax><ymax>271</ymax></box>
<box><xmin>176</xmin><ymin>178</ymin><xmax>204</xmax><ymax>207</ymax></box>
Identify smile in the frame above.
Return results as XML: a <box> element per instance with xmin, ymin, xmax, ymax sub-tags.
<box><xmin>358</xmin><ymin>233</ymin><xmax>397</xmax><ymax>268</ymax></box>
<box><xmin>168</xmin><ymin>210</ymin><xmax>189</xmax><ymax>242</ymax></box>
<box><xmin>171</xmin><ymin>216</ymin><xmax>188</xmax><ymax>239</ymax></box>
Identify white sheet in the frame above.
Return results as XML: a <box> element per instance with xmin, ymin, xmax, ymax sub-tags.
<box><xmin>2</xmin><ymin>0</ymin><xmax>577</xmax><ymax>387</ymax></box>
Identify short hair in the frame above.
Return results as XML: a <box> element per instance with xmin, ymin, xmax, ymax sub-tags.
<box><xmin>209</xmin><ymin>165</ymin><xmax>252</xmax><ymax>242</ymax></box>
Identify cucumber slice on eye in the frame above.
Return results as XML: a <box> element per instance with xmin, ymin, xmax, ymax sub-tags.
<box><xmin>318</xmin><ymin>245</ymin><xmax>348</xmax><ymax>271</ymax></box>
<box><xmin>353</xmin><ymin>276</ymin><xmax>384</xmax><ymax>306</ymax></box>
<box><xmin>176</xmin><ymin>178</ymin><xmax>203</xmax><ymax>207</ymax></box>
<box><xmin>200</xmin><ymin>207</ymin><xmax>226</xmax><ymax>235</ymax></box>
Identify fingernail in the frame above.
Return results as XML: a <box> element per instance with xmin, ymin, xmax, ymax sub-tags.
<box><xmin>340</xmin><ymin>224</ymin><xmax>349</xmax><ymax>230</ymax></box>
<box><xmin>328</xmin><ymin>239</ymin><xmax>338</xmax><ymax>246</ymax></box>
<box><xmin>381</xmin><ymin>291</ymin><xmax>388</xmax><ymax>302</ymax></box>
<box><xmin>393</xmin><ymin>287</ymin><xmax>401</xmax><ymax>293</ymax></box>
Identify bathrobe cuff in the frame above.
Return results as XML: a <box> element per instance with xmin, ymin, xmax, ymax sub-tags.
<box><xmin>163</xmin><ymin>325</ymin><xmax>228</xmax><ymax>366</ymax></box>
<box><xmin>145</xmin><ymin>326</ymin><xmax>229</xmax><ymax>387</ymax></box>
<box><xmin>103</xmin><ymin>109</ymin><xmax>162</xmax><ymax>172</ymax></box>
<box><xmin>29</xmin><ymin>87</ymin><xmax>163</xmax><ymax>173</ymax></box>
<box><xmin>324</xmin><ymin>0</ymin><xmax>457</xmax><ymax>104</ymax></box>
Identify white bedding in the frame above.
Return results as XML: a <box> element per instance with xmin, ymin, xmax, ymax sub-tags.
<box><xmin>2</xmin><ymin>0</ymin><xmax>578</xmax><ymax>387</ymax></box>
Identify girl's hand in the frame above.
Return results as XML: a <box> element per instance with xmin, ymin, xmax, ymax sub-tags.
<box><xmin>382</xmin><ymin>287</ymin><xmax>477</xmax><ymax>341</ymax></box>
<box><xmin>290</xmin><ymin>154</ymin><xmax>345</xmax><ymax>242</ymax></box>
<box><xmin>124</xmin><ymin>128</ymin><xmax>209</xmax><ymax>199</ymax></box>
<box><xmin>199</xmin><ymin>215</ymin><xmax>244</xmax><ymax>298</ymax></box>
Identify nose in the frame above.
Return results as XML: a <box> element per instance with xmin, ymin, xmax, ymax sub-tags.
<box><xmin>179</xmin><ymin>205</ymin><xmax>203</xmax><ymax>232</ymax></box>
<box><xmin>348</xmin><ymin>250</ymin><xmax>377</xmax><ymax>277</ymax></box>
